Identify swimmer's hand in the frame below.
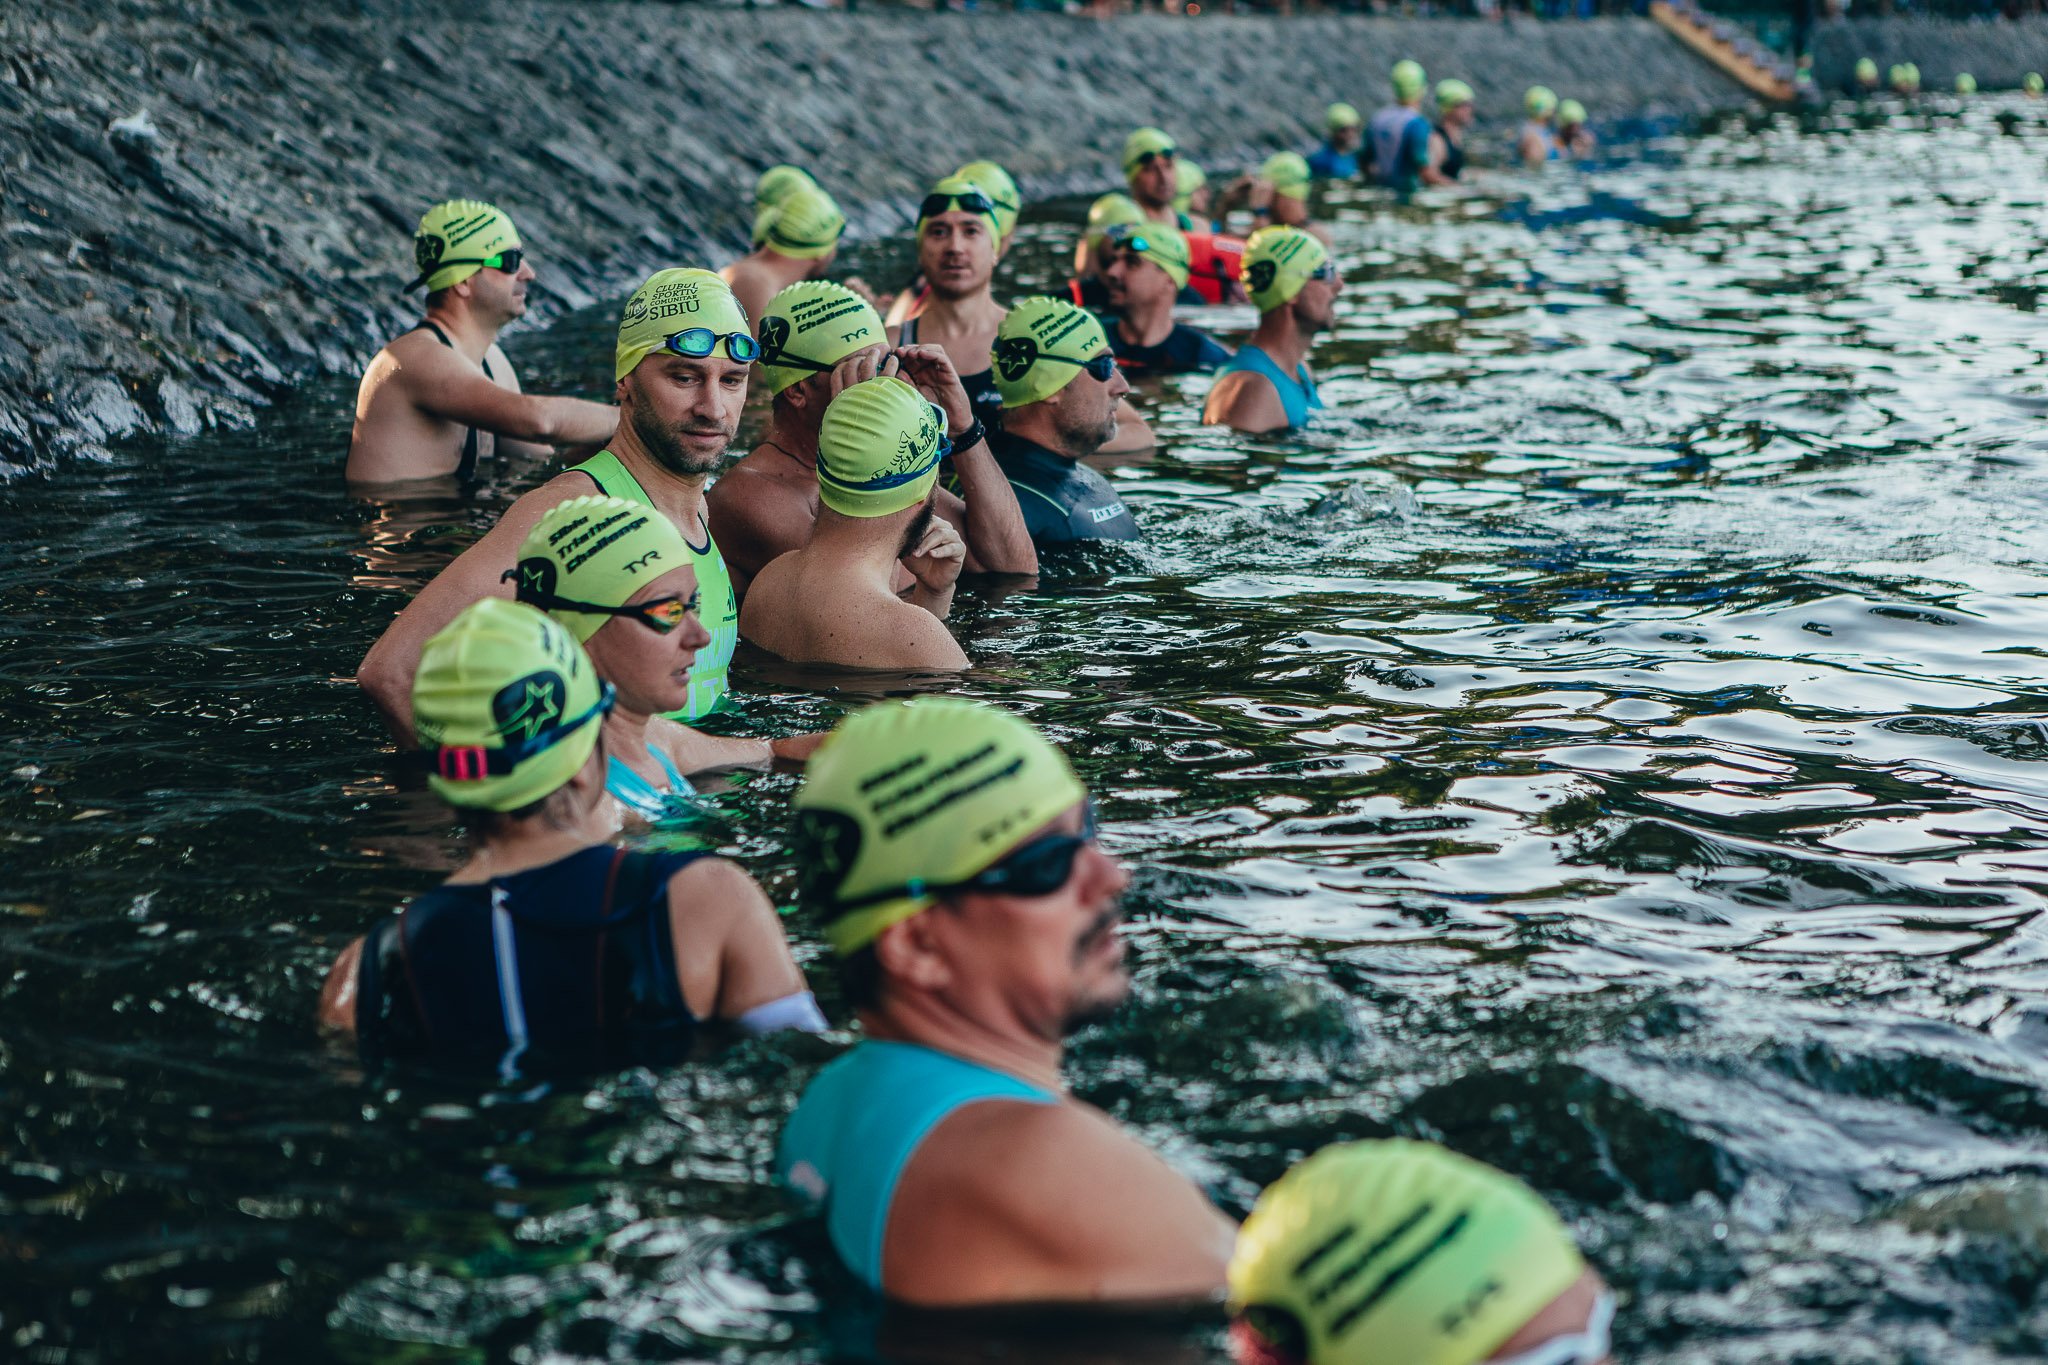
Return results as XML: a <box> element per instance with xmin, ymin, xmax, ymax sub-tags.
<box><xmin>769</xmin><ymin>733</ymin><xmax>829</xmax><ymax>765</ymax></box>
<box><xmin>890</xmin><ymin>344</ymin><xmax>973</xmax><ymax>433</ymax></box>
<box><xmin>903</xmin><ymin>514</ymin><xmax>966</xmax><ymax>595</ymax></box>
<box><xmin>827</xmin><ymin>346</ymin><xmax>898</xmax><ymax>395</ymax></box>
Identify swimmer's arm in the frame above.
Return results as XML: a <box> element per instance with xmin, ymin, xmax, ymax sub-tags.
<box><xmin>356</xmin><ymin>472</ymin><xmax>595</xmax><ymax>740</ymax></box>
<box><xmin>663</xmin><ymin>857</ymin><xmax>809</xmax><ymax>1023</ymax></box>
<box><xmin>404</xmin><ymin>344</ymin><xmax>617</xmax><ymax>448</ymax></box>
<box><xmin>316</xmin><ymin>937</ymin><xmax>364</xmax><ymax>1036</ymax></box>
<box><xmin>647</xmin><ymin>713</ymin><xmax>819</xmax><ymax>776</ymax></box>
<box><xmin>1421</xmin><ymin>131</ymin><xmax>1455</xmax><ymax>187</ymax></box>
<box><xmin>1202</xmin><ymin>371</ymin><xmax>1288</xmax><ymax>435</ymax></box>
<box><xmin>938</xmin><ymin>435</ymin><xmax>1038</xmax><ymax>576</ymax></box>
<box><xmin>1098</xmin><ymin>399</ymin><xmax>1156</xmax><ymax>455</ymax></box>
<box><xmin>706</xmin><ymin>471</ymin><xmax>811</xmax><ymax>598</ymax></box>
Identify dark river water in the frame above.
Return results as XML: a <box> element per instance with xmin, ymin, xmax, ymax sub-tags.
<box><xmin>9</xmin><ymin>100</ymin><xmax>2048</xmax><ymax>1362</ymax></box>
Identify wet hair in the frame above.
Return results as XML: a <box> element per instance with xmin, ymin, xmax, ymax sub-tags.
<box><xmin>425</xmin><ymin>288</ymin><xmax>450</xmax><ymax>309</ymax></box>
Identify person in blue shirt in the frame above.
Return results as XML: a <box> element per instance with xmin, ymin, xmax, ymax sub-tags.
<box><xmin>1366</xmin><ymin>60</ymin><xmax>1434</xmax><ymax>193</ymax></box>
<box><xmin>1204</xmin><ymin>227</ymin><xmax>1337</xmax><ymax>434</ymax></box>
<box><xmin>1097</xmin><ymin>224</ymin><xmax>1232</xmax><ymax>378</ymax></box>
<box><xmin>778</xmin><ymin>697</ymin><xmax>1235</xmax><ymax>1307</ymax></box>
<box><xmin>1305</xmin><ymin>101</ymin><xmax>1363</xmax><ymax>180</ymax></box>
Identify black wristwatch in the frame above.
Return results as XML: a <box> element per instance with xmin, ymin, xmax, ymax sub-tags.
<box><xmin>949</xmin><ymin>417</ymin><xmax>987</xmax><ymax>450</ymax></box>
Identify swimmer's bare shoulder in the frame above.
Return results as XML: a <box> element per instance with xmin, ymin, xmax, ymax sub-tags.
<box><xmin>706</xmin><ymin>454</ymin><xmax>816</xmax><ymax>587</ymax></box>
<box><xmin>884</xmin><ymin>1097</ymin><xmax>1235</xmax><ymax>1307</ymax></box>
<box><xmin>740</xmin><ymin>554</ymin><xmax>967</xmax><ymax>672</ymax></box>
<box><xmin>1203</xmin><ymin>368</ymin><xmax>1288</xmax><ymax>434</ymax></box>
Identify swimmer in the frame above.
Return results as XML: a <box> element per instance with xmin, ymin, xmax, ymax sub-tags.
<box><xmin>346</xmin><ymin>200</ymin><xmax>617</xmax><ymax>485</ymax></box>
<box><xmin>1071</xmin><ymin>192</ymin><xmax>1147</xmax><ymax>311</ymax></box>
<box><xmin>359</xmin><ymin>269</ymin><xmax>793</xmax><ymax>768</ymax></box>
<box><xmin>955</xmin><ymin>159</ymin><xmax>1023</xmax><ymax>254</ymax></box>
<box><xmin>1519</xmin><ymin>86</ymin><xmax>1561</xmax><ymax>166</ymax></box>
<box><xmin>1556</xmin><ymin>99</ymin><xmax>1595</xmax><ymax>159</ymax></box>
<box><xmin>317</xmin><ymin>597</ymin><xmax>825</xmax><ymax>1070</ymax></box>
<box><xmin>1203</xmin><ymin>228</ymin><xmax>1336</xmax><ymax>435</ymax></box>
<box><xmin>1228</xmin><ymin>1139</ymin><xmax>1614</xmax><ymax>1365</ymax></box>
<box><xmin>1891</xmin><ymin>63</ymin><xmax>1921</xmax><ymax>96</ymax></box>
<box><xmin>1306</xmin><ymin>102</ymin><xmax>1363</xmax><ymax>180</ymax></box>
<box><xmin>738</xmin><ymin>376</ymin><xmax>969</xmax><ymax>672</ymax></box>
<box><xmin>1955</xmin><ymin>73</ymin><xmax>1978</xmax><ymax>96</ymax></box>
<box><xmin>721</xmin><ymin>183</ymin><xmax>847</xmax><ymax>326</ymax></box>
<box><xmin>1366</xmin><ymin>60</ymin><xmax>1434</xmax><ymax>192</ymax></box>
<box><xmin>1428</xmin><ymin>79</ymin><xmax>1476</xmax><ymax>184</ymax></box>
<box><xmin>1122</xmin><ymin>127</ymin><xmax>1187</xmax><ymax>227</ymax></box>
<box><xmin>708</xmin><ymin>281</ymin><xmax>1036</xmax><ymax>597</ymax></box>
<box><xmin>989</xmin><ymin>297</ymin><xmax>1142</xmax><ymax>544</ymax></box>
<box><xmin>1248</xmin><ymin>153</ymin><xmax>1316</xmax><ymax>231</ymax></box>
<box><xmin>508</xmin><ymin>496</ymin><xmax>811</xmax><ymax>823</ymax></box>
<box><xmin>1855</xmin><ymin>57</ymin><xmax>1881</xmax><ymax>95</ymax></box>
<box><xmin>778</xmin><ymin>698</ymin><xmax>1237</xmax><ymax>1306</ymax></box>
<box><xmin>887</xmin><ymin>176</ymin><xmax>1010</xmax><ymax>431</ymax></box>
<box><xmin>2026</xmin><ymin>72</ymin><xmax>2044</xmax><ymax>99</ymax></box>
<box><xmin>1175</xmin><ymin>159</ymin><xmax>1212</xmax><ymax>225</ymax></box>
<box><xmin>1098</xmin><ymin>225</ymin><xmax>1232</xmax><ymax>378</ymax></box>
<box><xmin>752</xmin><ymin>164</ymin><xmax>821</xmax><ymax>245</ymax></box>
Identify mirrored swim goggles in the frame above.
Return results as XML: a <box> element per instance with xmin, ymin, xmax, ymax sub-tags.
<box><xmin>994</xmin><ymin>334</ymin><xmax>1118</xmax><ymax>384</ymax></box>
<box><xmin>655</xmin><ymin>327</ymin><xmax>761</xmax><ymax>364</ymax></box>
<box><xmin>830</xmin><ymin>800</ymin><xmax>1099</xmax><ymax>913</ymax></box>
<box><xmin>504</xmin><ymin>572</ymin><xmax>704</xmax><ymax>634</ymax></box>
<box><xmin>406</xmin><ymin>247</ymin><xmax>525</xmax><ymax>291</ymax></box>
<box><xmin>1130</xmin><ymin>148</ymin><xmax>1175</xmax><ymax>169</ymax></box>
<box><xmin>1104</xmin><ymin>225</ymin><xmax>1190</xmax><ymax>271</ymax></box>
<box><xmin>918</xmin><ymin>188</ymin><xmax>999</xmax><ymax>221</ymax></box>
<box><xmin>409</xmin><ymin>681</ymin><xmax>616</xmax><ymax>781</ymax></box>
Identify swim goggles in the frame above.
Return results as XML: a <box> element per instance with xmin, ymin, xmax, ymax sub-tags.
<box><xmin>919</xmin><ymin>188</ymin><xmax>999</xmax><ymax>221</ymax></box>
<box><xmin>1105</xmin><ymin>225</ymin><xmax>1189</xmax><ymax>273</ymax></box>
<box><xmin>1488</xmin><ymin>1290</ymin><xmax>1615</xmax><ymax>1365</ymax></box>
<box><xmin>831</xmin><ymin>801</ymin><xmax>1100</xmax><ymax>912</ymax></box>
<box><xmin>994</xmin><ymin>335</ymin><xmax>1118</xmax><ymax>384</ymax></box>
<box><xmin>1130</xmin><ymin>148</ymin><xmax>1175</xmax><ymax>169</ymax></box>
<box><xmin>405</xmin><ymin>247</ymin><xmax>525</xmax><ymax>291</ymax></box>
<box><xmin>504</xmin><ymin>573</ymin><xmax>703</xmax><ymax>634</ymax></box>
<box><xmin>413</xmin><ymin>681</ymin><xmax>616</xmax><ymax>781</ymax></box>
<box><xmin>658</xmin><ymin>328</ymin><xmax>761</xmax><ymax>364</ymax></box>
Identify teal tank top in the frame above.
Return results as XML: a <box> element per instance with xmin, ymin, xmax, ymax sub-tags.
<box><xmin>607</xmin><ymin>744</ymin><xmax>694</xmax><ymax>824</ymax></box>
<box><xmin>777</xmin><ymin>1040</ymin><xmax>1058</xmax><ymax>1293</ymax></box>
<box><xmin>1217</xmin><ymin>344</ymin><xmax>1322</xmax><ymax>430</ymax></box>
<box><xmin>569</xmin><ymin>450</ymin><xmax>736</xmax><ymax>722</ymax></box>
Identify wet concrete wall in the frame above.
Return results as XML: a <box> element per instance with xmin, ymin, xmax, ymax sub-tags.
<box><xmin>4</xmin><ymin>2</ymin><xmax>1753</xmax><ymax>467</ymax></box>
<box><xmin>1812</xmin><ymin>17</ymin><xmax>2048</xmax><ymax>92</ymax></box>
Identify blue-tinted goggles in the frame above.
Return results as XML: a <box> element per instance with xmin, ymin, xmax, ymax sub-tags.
<box><xmin>661</xmin><ymin>328</ymin><xmax>762</xmax><ymax>364</ymax></box>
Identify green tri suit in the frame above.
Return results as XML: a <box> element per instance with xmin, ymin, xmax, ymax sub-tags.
<box><xmin>569</xmin><ymin>449</ymin><xmax>736</xmax><ymax>722</ymax></box>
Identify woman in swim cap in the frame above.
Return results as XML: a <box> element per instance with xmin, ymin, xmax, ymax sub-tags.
<box><xmin>316</xmin><ymin>598</ymin><xmax>825</xmax><ymax>1071</ymax></box>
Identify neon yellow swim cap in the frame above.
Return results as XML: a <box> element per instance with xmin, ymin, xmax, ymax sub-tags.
<box><xmin>1526</xmin><ymin>85</ymin><xmax>1558</xmax><ymax>117</ymax></box>
<box><xmin>1242</xmin><ymin>226</ymin><xmax>1331</xmax><ymax>313</ymax></box>
<box><xmin>754</xmin><ymin>165</ymin><xmax>819</xmax><ymax>215</ymax></box>
<box><xmin>1229</xmin><ymin>1140</ymin><xmax>1587</xmax><ymax>1365</ymax></box>
<box><xmin>1108</xmin><ymin>221</ymin><xmax>1191</xmax><ymax>290</ymax></box>
<box><xmin>1086</xmin><ymin>192</ymin><xmax>1146</xmax><ymax>251</ymax></box>
<box><xmin>2028</xmin><ymin>72</ymin><xmax>2045</xmax><ymax>94</ymax></box>
<box><xmin>1558</xmin><ymin>99</ymin><xmax>1587</xmax><ymax>126</ymax></box>
<box><xmin>756</xmin><ymin>280</ymin><xmax>885</xmax><ymax>397</ymax></box>
<box><xmin>993</xmin><ymin>296</ymin><xmax>1111</xmax><ymax>409</ymax></box>
<box><xmin>1325</xmin><ymin>101</ymin><xmax>1363</xmax><ymax>130</ymax></box>
<box><xmin>918</xmin><ymin>174</ymin><xmax>1002</xmax><ymax>238</ymax></box>
<box><xmin>409</xmin><ymin>199</ymin><xmax>520</xmax><ymax>293</ymax></box>
<box><xmin>1121</xmin><ymin>127</ymin><xmax>1177</xmax><ymax>179</ymax></box>
<box><xmin>955</xmin><ymin>160</ymin><xmax>1022</xmax><ymax>239</ymax></box>
<box><xmin>511</xmin><ymin>495</ymin><xmax>691</xmax><ymax>643</ymax></box>
<box><xmin>615</xmin><ymin>268</ymin><xmax>751</xmax><ymax>382</ymax></box>
<box><xmin>1262</xmin><ymin>151</ymin><xmax>1313</xmax><ymax>201</ymax></box>
<box><xmin>1436</xmin><ymin>78</ymin><xmax>1475</xmax><ymax>110</ymax></box>
<box><xmin>791</xmin><ymin>697</ymin><xmax>1086</xmax><ymax>956</ymax></box>
<box><xmin>1173</xmin><ymin>159</ymin><xmax>1208</xmax><ymax>214</ymax></box>
<box><xmin>816</xmin><ymin>375</ymin><xmax>945</xmax><ymax>520</ymax></box>
<box><xmin>413</xmin><ymin>598</ymin><xmax>607</xmax><ymax>812</ymax></box>
<box><xmin>1955</xmin><ymin>72</ymin><xmax>1977</xmax><ymax>94</ymax></box>
<box><xmin>763</xmin><ymin>185</ymin><xmax>845</xmax><ymax>261</ymax></box>
<box><xmin>1904</xmin><ymin>62</ymin><xmax>1921</xmax><ymax>82</ymax></box>
<box><xmin>1392</xmin><ymin>60</ymin><xmax>1428</xmax><ymax>101</ymax></box>
<box><xmin>1855</xmin><ymin>57</ymin><xmax>1879</xmax><ymax>81</ymax></box>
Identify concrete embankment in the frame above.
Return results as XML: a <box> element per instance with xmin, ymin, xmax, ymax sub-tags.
<box><xmin>1811</xmin><ymin>17</ymin><xmax>2048</xmax><ymax>93</ymax></box>
<box><xmin>5</xmin><ymin>2</ymin><xmax>1753</xmax><ymax>469</ymax></box>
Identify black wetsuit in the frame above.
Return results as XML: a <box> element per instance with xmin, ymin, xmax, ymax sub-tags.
<box><xmin>353</xmin><ymin>847</ymin><xmax>705</xmax><ymax>1072</ymax></box>
<box><xmin>988</xmin><ymin>430</ymin><xmax>1140</xmax><ymax>545</ymax></box>
<box><xmin>896</xmin><ymin>318</ymin><xmax>1003</xmax><ymax>433</ymax></box>
<box><xmin>1434</xmin><ymin>125</ymin><xmax>1467</xmax><ymax>181</ymax></box>
<box><xmin>412</xmin><ymin>320</ymin><xmax>498</xmax><ymax>481</ymax></box>
<box><xmin>1097</xmin><ymin>315</ymin><xmax>1232</xmax><ymax>378</ymax></box>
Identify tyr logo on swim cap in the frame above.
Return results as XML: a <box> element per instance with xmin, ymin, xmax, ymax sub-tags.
<box><xmin>991</xmin><ymin>297</ymin><xmax>1110</xmax><ymax>408</ymax></box>
<box><xmin>493</xmin><ymin>672</ymin><xmax>566</xmax><ymax>742</ymax></box>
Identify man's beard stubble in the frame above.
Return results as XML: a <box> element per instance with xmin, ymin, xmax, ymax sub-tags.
<box><xmin>631</xmin><ymin>401</ymin><xmax>729</xmax><ymax>477</ymax></box>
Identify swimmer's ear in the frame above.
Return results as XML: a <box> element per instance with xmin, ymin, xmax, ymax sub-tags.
<box><xmin>872</xmin><ymin>910</ymin><xmax>953</xmax><ymax>994</ymax></box>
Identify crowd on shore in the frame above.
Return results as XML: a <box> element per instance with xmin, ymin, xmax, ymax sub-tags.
<box><xmin>319</xmin><ymin>60</ymin><xmax>1628</xmax><ymax>1365</ymax></box>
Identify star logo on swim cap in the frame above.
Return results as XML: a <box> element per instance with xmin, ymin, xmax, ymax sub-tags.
<box><xmin>792</xmin><ymin>808</ymin><xmax>865</xmax><ymax>910</ymax></box>
<box><xmin>414</xmin><ymin>233</ymin><xmax>446</xmax><ymax>273</ymax></box>
<box><xmin>994</xmin><ymin>336</ymin><xmax>1037</xmax><ymax>382</ymax></box>
<box><xmin>1247</xmin><ymin>260</ymin><xmax>1278</xmax><ymax>295</ymax></box>
<box><xmin>492</xmin><ymin>672</ymin><xmax>565</xmax><ymax>743</ymax></box>
<box><xmin>758</xmin><ymin>316</ymin><xmax>790</xmax><ymax>364</ymax></box>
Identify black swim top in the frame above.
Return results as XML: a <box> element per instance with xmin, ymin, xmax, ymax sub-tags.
<box><xmin>895</xmin><ymin>317</ymin><xmax>1002</xmax><ymax>432</ymax></box>
<box><xmin>1096</xmin><ymin>314</ymin><xmax>1233</xmax><ymax>378</ymax></box>
<box><xmin>987</xmin><ymin>430</ymin><xmax>1140</xmax><ymax>546</ymax></box>
<box><xmin>1435</xmin><ymin>124</ymin><xmax>1467</xmax><ymax>181</ymax></box>
<box><xmin>353</xmin><ymin>846</ymin><xmax>707</xmax><ymax>1073</ymax></box>
<box><xmin>411</xmin><ymin>319</ymin><xmax>498</xmax><ymax>482</ymax></box>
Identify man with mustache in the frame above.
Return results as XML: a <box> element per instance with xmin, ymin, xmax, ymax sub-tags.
<box><xmin>346</xmin><ymin>200</ymin><xmax>618</xmax><ymax>485</ymax></box>
<box><xmin>357</xmin><ymin>269</ymin><xmax>812</xmax><ymax>766</ymax></box>
<box><xmin>779</xmin><ymin>699</ymin><xmax>1236</xmax><ymax>1306</ymax></box>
